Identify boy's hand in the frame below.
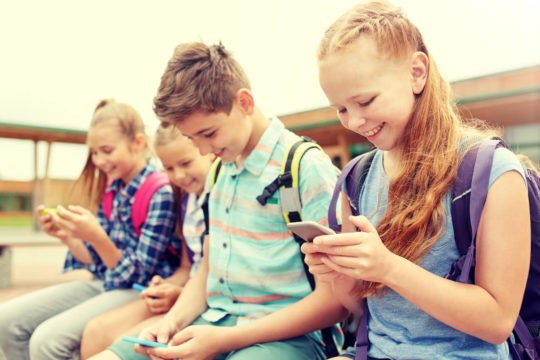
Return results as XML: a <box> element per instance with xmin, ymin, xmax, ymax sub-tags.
<box><xmin>135</xmin><ymin>318</ymin><xmax>180</xmax><ymax>357</ymax></box>
<box><xmin>147</xmin><ymin>325</ymin><xmax>226</xmax><ymax>360</ymax></box>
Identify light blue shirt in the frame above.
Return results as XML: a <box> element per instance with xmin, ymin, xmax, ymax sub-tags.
<box><xmin>201</xmin><ymin>117</ymin><xmax>340</xmax><ymax>344</ymax></box>
<box><xmin>357</xmin><ymin>148</ymin><xmax>524</xmax><ymax>360</ymax></box>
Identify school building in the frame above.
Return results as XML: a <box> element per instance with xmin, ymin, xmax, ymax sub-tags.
<box><xmin>0</xmin><ymin>65</ymin><xmax>539</xmax><ymax>226</ymax></box>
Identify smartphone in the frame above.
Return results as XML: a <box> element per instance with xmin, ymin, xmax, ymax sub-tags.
<box><xmin>287</xmin><ymin>221</ymin><xmax>336</xmax><ymax>242</ymax></box>
<box><xmin>131</xmin><ymin>283</ymin><xmax>147</xmax><ymax>292</ymax></box>
<box><xmin>40</xmin><ymin>208</ymin><xmax>59</xmax><ymax>217</ymax></box>
<box><xmin>121</xmin><ymin>335</ymin><xmax>168</xmax><ymax>348</ymax></box>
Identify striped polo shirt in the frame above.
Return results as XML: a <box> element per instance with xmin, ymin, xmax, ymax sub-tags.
<box><xmin>202</xmin><ymin>117</ymin><xmax>338</xmax><ymax>324</ymax></box>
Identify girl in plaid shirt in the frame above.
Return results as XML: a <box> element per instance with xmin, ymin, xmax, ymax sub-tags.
<box><xmin>0</xmin><ymin>99</ymin><xmax>180</xmax><ymax>360</ymax></box>
<box><xmin>80</xmin><ymin>126</ymin><xmax>215</xmax><ymax>359</ymax></box>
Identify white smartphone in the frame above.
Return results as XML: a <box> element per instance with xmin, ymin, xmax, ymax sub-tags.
<box><xmin>287</xmin><ymin>221</ymin><xmax>336</xmax><ymax>242</ymax></box>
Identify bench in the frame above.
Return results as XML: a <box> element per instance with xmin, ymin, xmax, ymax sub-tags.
<box><xmin>0</xmin><ymin>230</ymin><xmax>60</xmax><ymax>288</ymax></box>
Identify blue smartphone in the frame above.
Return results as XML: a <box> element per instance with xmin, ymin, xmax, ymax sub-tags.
<box><xmin>131</xmin><ymin>283</ymin><xmax>147</xmax><ymax>292</ymax></box>
<box><xmin>121</xmin><ymin>335</ymin><xmax>168</xmax><ymax>348</ymax></box>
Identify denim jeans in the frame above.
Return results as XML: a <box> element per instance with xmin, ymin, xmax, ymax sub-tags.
<box><xmin>0</xmin><ymin>280</ymin><xmax>139</xmax><ymax>360</ymax></box>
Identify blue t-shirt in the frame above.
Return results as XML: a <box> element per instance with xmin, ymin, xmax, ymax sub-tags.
<box><xmin>348</xmin><ymin>147</ymin><xmax>524</xmax><ymax>360</ymax></box>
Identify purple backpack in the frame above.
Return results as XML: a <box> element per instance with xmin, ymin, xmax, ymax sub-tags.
<box><xmin>328</xmin><ymin>138</ymin><xmax>540</xmax><ymax>360</ymax></box>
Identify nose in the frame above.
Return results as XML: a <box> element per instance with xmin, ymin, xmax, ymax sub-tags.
<box><xmin>192</xmin><ymin>139</ymin><xmax>211</xmax><ymax>156</ymax></box>
<box><xmin>347</xmin><ymin>108</ymin><xmax>367</xmax><ymax>129</ymax></box>
<box><xmin>92</xmin><ymin>153</ymin><xmax>106</xmax><ymax>167</ymax></box>
<box><xmin>171</xmin><ymin>167</ymin><xmax>187</xmax><ymax>183</ymax></box>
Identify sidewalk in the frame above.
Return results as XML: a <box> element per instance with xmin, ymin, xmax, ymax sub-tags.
<box><xmin>0</xmin><ymin>236</ymin><xmax>92</xmax><ymax>303</ymax></box>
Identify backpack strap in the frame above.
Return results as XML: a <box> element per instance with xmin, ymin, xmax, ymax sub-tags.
<box><xmin>258</xmin><ymin>137</ymin><xmax>340</xmax><ymax>357</ymax></box>
<box><xmin>101</xmin><ymin>172</ymin><xmax>170</xmax><ymax>229</ymax></box>
<box><xmin>328</xmin><ymin>149</ymin><xmax>376</xmax><ymax>232</ymax></box>
<box><xmin>354</xmin><ymin>299</ymin><xmax>369</xmax><ymax>360</ymax></box>
<box><xmin>202</xmin><ymin>158</ymin><xmax>223</xmax><ymax>235</ymax></box>
<box><xmin>256</xmin><ymin>138</ymin><xmax>322</xmax><ymax>224</ymax></box>
<box><xmin>131</xmin><ymin>171</ymin><xmax>170</xmax><ymax>236</ymax></box>
<box><xmin>325</xmin><ymin>149</ymin><xmax>376</xmax><ymax>360</ymax></box>
<box><xmin>206</xmin><ymin>139</ymin><xmax>339</xmax><ymax>357</ymax></box>
<box><xmin>281</xmin><ymin>140</ymin><xmax>323</xmax><ymax>223</ymax></box>
<box><xmin>102</xmin><ymin>181</ymin><xmax>115</xmax><ymax>221</ymax></box>
<box><xmin>450</xmin><ymin>138</ymin><xmax>511</xmax><ymax>282</ymax></box>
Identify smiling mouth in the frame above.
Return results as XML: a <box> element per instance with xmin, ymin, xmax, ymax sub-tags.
<box><xmin>101</xmin><ymin>166</ymin><xmax>114</xmax><ymax>174</ymax></box>
<box><xmin>213</xmin><ymin>149</ymin><xmax>225</xmax><ymax>157</ymax></box>
<box><xmin>363</xmin><ymin>123</ymin><xmax>384</xmax><ymax>137</ymax></box>
<box><xmin>180</xmin><ymin>179</ymin><xmax>195</xmax><ymax>188</ymax></box>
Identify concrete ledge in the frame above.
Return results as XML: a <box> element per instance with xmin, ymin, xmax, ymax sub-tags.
<box><xmin>0</xmin><ymin>229</ymin><xmax>61</xmax><ymax>288</ymax></box>
<box><xmin>0</xmin><ymin>229</ymin><xmax>60</xmax><ymax>246</ymax></box>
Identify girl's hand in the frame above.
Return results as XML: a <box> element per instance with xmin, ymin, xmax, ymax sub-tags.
<box><xmin>36</xmin><ymin>205</ymin><xmax>74</xmax><ymax>243</ymax></box>
<box><xmin>36</xmin><ymin>205</ymin><xmax>61</xmax><ymax>235</ymax></box>
<box><xmin>312</xmin><ymin>215</ymin><xmax>396</xmax><ymax>284</ymax></box>
<box><xmin>147</xmin><ymin>325</ymin><xmax>226</xmax><ymax>360</ymax></box>
<box><xmin>55</xmin><ymin>205</ymin><xmax>106</xmax><ymax>244</ymax></box>
<box><xmin>36</xmin><ymin>205</ymin><xmax>94</xmax><ymax>264</ymax></box>
<box><xmin>301</xmin><ymin>241</ymin><xmax>343</xmax><ymax>282</ymax></box>
<box><xmin>143</xmin><ymin>276</ymin><xmax>182</xmax><ymax>314</ymax></box>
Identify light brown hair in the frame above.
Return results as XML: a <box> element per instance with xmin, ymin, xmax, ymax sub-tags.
<box><xmin>153</xmin><ymin>125</ymin><xmax>190</xmax><ymax>236</ymax></box>
<box><xmin>153</xmin><ymin>42</ymin><xmax>251</xmax><ymax>127</ymax></box>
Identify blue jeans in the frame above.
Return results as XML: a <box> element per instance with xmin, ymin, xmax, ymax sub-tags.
<box><xmin>0</xmin><ymin>280</ymin><xmax>139</xmax><ymax>360</ymax></box>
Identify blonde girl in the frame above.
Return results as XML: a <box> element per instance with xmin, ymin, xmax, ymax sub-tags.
<box><xmin>303</xmin><ymin>1</ymin><xmax>530</xmax><ymax>359</ymax></box>
<box><xmin>0</xmin><ymin>99</ymin><xmax>180</xmax><ymax>360</ymax></box>
<box><xmin>82</xmin><ymin>126</ymin><xmax>215</xmax><ymax>360</ymax></box>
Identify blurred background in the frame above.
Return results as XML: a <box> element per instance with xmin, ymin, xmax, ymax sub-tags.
<box><xmin>0</xmin><ymin>0</ymin><xmax>539</xmax><ymax>298</ymax></box>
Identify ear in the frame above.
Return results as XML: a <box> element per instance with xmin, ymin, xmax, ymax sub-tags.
<box><xmin>132</xmin><ymin>132</ymin><xmax>147</xmax><ymax>152</ymax></box>
<box><xmin>410</xmin><ymin>51</ymin><xmax>428</xmax><ymax>95</ymax></box>
<box><xmin>236</xmin><ymin>88</ymin><xmax>255</xmax><ymax>115</ymax></box>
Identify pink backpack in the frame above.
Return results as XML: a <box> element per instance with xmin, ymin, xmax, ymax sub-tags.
<box><xmin>102</xmin><ymin>171</ymin><xmax>170</xmax><ymax>236</ymax></box>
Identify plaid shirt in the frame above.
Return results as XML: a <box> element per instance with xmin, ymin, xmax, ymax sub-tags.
<box><xmin>64</xmin><ymin>163</ymin><xmax>181</xmax><ymax>290</ymax></box>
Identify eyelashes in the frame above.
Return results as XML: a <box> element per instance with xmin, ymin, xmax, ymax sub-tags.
<box><xmin>336</xmin><ymin>96</ymin><xmax>376</xmax><ymax>115</ymax></box>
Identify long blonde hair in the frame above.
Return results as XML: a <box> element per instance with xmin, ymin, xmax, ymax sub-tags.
<box><xmin>70</xmin><ymin>99</ymin><xmax>149</xmax><ymax>212</ymax></box>
<box><xmin>319</xmin><ymin>1</ymin><xmax>496</xmax><ymax>297</ymax></box>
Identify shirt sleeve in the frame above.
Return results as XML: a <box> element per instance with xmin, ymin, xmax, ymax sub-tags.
<box><xmin>63</xmin><ymin>204</ymin><xmax>109</xmax><ymax>275</ymax></box>
<box><xmin>489</xmin><ymin>147</ymin><xmax>526</xmax><ymax>187</ymax></box>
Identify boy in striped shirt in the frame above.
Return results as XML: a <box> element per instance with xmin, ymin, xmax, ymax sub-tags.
<box><xmin>135</xmin><ymin>42</ymin><xmax>347</xmax><ymax>360</ymax></box>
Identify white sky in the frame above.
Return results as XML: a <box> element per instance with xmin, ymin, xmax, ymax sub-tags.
<box><xmin>1</xmin><ymin>0</ymin><xmax>539</xmax><ymax>181</ymax></box>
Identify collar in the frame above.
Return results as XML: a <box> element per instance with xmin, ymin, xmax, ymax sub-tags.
<box><xmin>224</xmin><ymin>117</ymin><xmax>284</xmax><ymax>177</ymax></box>
<box><xmin>106</xmin><ymin>162</ymin><xmax>156</xmax><ymax>198</ymax></box>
